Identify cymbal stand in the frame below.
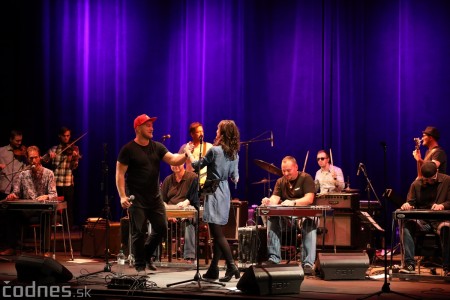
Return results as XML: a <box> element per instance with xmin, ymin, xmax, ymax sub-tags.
<box><xmin>240</xmin><ymin>131</ymin><xmax>273</xmax><ymax>200</ymax></box>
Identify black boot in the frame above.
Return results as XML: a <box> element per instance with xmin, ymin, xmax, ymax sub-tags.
<box><xmin>219</xmin><ymin>264</ymin><xmax>240</xmax><ymax>282</ymax></box>
<box><xmin>203</xmin><ymin>265</ymin><xmax>219</xmax><ymax>280</ymax></box>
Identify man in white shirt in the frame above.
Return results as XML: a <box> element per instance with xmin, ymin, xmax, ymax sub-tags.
<box><xmin>314</xmin><ymin>150</ymin><xmax>345</xmax><ymax>194</ymax></box>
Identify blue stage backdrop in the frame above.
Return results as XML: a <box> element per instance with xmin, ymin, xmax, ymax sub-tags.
<box><xmin>2</xmin><ymin>0</ymin><xmax>450</xmax><ymax>239</ymax></box>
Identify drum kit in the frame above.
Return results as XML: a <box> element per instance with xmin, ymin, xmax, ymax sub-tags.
<box><xmin>252</xmin><ymin>159</ymin><xmax>282</xmax><ymax>197</ymax></box>
<box><xmin>252</xmin><ymin>158</ymin><xmax>360</xmax><ymax>194</ymax></box>
<box><xmin>253</xmin><ymin>159</ymin><xmax>283</xmax><ymax>177</ymax></box>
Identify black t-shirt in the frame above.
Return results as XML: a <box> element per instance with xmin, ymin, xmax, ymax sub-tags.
<box><xmin>426</xmin><ymin>146</ymin><xmax>447</xmax><ymax>174</ymax></box>
<box><xmin>273</xmin><ymin>171</ymin><xmax>316</xmax><ymax>202</ymax></box>
<box><xmin>407</xmin><ymin>173</ymin><xmax>450</xmax><ymax>210</ymax></box>
<box><xmin>117</xmin><ymin>140</ymin><xmax>168</xmax><ymax>208</ymax></box>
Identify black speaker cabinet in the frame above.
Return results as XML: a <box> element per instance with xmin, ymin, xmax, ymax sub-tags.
<box><xmin>317</xmin><ymin>252</ymin><xmax>369</xmax><ymax>280</ymax></box>
<box><xmin>81</xmin><ymin>218</ymin><xmax>121</xmax><ymax>257</ymax></box>
<box><xmin>15</xmin><ymin>254</ymin><xmax>73</xmax><ymax>284</ymax></box>
<box><xmin>317</xmin><ymin>212</ymin><xmax>360</xmax><ymax>247</ymax></box>
<box><xmin>237</xmin><ymin>264</ymin><xmax>303</xmax><ymax>295</ymax></box>
<box><xmin>223</xmin><ymin>200</ymin><xmax>248</xmax><ymax>240</ymax></box>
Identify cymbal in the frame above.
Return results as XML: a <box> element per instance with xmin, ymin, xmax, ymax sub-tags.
<box><xmin>254</xmin><ymin>159</ymin><xmax>283</xmax><ymax>177</ymax></box>
<box><xmin>251</xmin><ymin>178</ymin><xmax>276</xmax><ymax>185</ymax></box>
<box><xmin>343</xmin><ymin>188</ymin><xmax>360</xmax><ymax>193</ymax></box>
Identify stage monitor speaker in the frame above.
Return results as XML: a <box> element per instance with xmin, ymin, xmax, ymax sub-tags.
<box><xmin>236</xmin><ymin>264</ymin><xmax>303</xmax><ymax>295</ymax></box>
<box><xmin>223</xmin><ymin>200</ymin><xmax>248</xmax><ymax>240</ymax></box>
<box><xmin>317</xmin><ymin>252</ymin><xmax>369</xmax><ymax>280</ymax></box>
<box><xmin>15</xmin><ymin>254</ymin><xmax>73</xmax><ymax>284</ymax></box>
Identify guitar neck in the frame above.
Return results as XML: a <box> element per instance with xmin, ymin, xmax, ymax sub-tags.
<box><xmin>414</xmin><ymin>138</ymin><xmax>422</xmax><ymax>178</ymax></box>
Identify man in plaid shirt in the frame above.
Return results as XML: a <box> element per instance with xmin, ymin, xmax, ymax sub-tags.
<box><xmin>45</xmin><ymin>127</ymin><xmax>81</xmax><ymax>229</ymax></box>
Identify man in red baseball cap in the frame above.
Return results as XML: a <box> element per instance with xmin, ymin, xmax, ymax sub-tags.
<box><xmin>116</xmin><ymin>114</ymin><xmax>193</xmax><ymax>274</ymax></box>
<box><xmin>133</xmin><ymin>114</ymin><xmax>157</xmax><ymax>129</ymax></box>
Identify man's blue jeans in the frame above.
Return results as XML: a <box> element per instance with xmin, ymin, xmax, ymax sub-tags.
<box><xmin>267</xmin><ymin>216</ymin><xmax>317</xmax><ymax>266</ymax></box>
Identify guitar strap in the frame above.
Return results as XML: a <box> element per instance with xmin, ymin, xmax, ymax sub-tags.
<box><xmin>424</xmin><ymin>147</ymin><xmax>437</xmax><ymax>161</ymax></box>
<box><xmin>202</xmin><ymin>142</ymin><xmax>207</xmax><ymax>156</ymax></box>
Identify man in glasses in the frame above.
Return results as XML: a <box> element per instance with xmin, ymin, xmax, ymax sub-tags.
<box><xmin>314</xmin><ymin>150</ymin><xmax>345</xmax><ymax>194</ymax></box>
<box><xmin>399</xmin><ymin>162</ymin><xmax>450</xmax><ymax>276</ymax></box>
<box><xmin>413</xmin><ymin>126</ymin><xmax>447</xmax><ymax>175</ymax></box>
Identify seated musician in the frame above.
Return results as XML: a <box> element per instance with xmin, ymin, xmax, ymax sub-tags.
<box><xmin>160</xmin><ymin>163</ymin><xmax>198</xmax><ymax>264</ymax></box>
<box><xmin>314</xmin><ymin>150</ymin><xmax>345</xmax><ymax>194</ymax></box>
<box><xmin>261</xmin><ymin>156</ymin><xmax>317</xmax><ymax>275</ymax></box>
<box><xmin>400</xmin><ymin>162</ymin><xmax>450</xmax><ymax>275</ymax></box>
<box><xmin>0</xmin><ymin>145</ymin><xmax>57</xmax><ymax>256</ymax></box>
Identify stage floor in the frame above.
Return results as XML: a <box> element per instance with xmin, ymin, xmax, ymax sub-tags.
<box><xmin>1</xmin><ymin>249</ymin><xmax>450</xmax><ymax>300</ymax></box>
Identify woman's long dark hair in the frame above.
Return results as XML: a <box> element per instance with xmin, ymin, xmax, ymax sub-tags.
<box><xmin>214</xmin><ymin>120</ymin><xmax>240</xmax><ymax>160</ymax></box>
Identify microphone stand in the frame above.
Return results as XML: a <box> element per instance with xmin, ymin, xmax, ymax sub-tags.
<box><xmin>77</xmin><ymin>143</ymin><xmax>115</xmax><ymax>279</ymax></box>
<box><xmin>240</xmin><ymin>131</ymin><xmax>273</xmax><ymax>200</ymax></box>
<box><xmin>358</xmin><ymin>144</ymin><xmax>417</xmax><ymax>300</ymax></box>
<box><xmin>167</xmin><ymin>137</ymin><xmax>225</xmax><ymax>288</ymax></box>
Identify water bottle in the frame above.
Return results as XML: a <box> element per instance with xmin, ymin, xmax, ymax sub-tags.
<box><xmin>117</xmin><ymin>250</ymin><xmax>126</xmax><ymax>277</ymax></box>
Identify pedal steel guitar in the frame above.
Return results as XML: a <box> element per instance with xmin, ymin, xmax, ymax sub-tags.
<box><xmin>255</xmin><ymin>205</ymin><xmax>336</xmax><ymax>254</ymax></box>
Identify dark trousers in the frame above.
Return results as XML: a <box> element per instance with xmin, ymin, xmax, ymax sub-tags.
<box><xmin>128</xmin><ymin>203</ymin><xmax>167</xmax><ymax>269</ymax></box>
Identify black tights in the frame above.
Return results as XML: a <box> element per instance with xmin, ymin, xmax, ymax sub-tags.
<box><xmin>209</xmin><ymin>223</ymin><xmax>234</xmax><ymax>268</ymax></box>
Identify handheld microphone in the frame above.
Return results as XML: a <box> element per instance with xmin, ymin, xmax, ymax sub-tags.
<box><xmin>270</xmin><ymin>131</ymin><xmax>274</xmax><ymax>147</ymax></box>
<box><xmin>128</xmin><ymin>195</ymin><xmax>135</xmax><ymax>202</ymax></box>
<box><xmin>199</xmin><ymin>135</ymin><xmax>203</xmax><ymax>144</ymax></box>
<box><xmin>161</xmin><ymin>134</ymin><xmax>171</xmax><ymax>142</ymax></box>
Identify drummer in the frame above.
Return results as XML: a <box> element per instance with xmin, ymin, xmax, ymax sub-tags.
<box><xmin>314</xmin><ymin>150</ymin><xmax>345</xmax><ymax>194</ymax></box>
<box><xmin>261</xmin><ymin>156</ymin><xmax>317</xmax><ymax>275</ymax></box>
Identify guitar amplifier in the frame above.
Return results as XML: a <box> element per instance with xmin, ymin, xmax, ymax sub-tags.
<box><xmin>238</xmin><ymin>226</ymin><xmax>267</xmax><ymax>264</ymax></box>
<box><xmin>81</xmin><ymin>218</ymin><xmax>121</xmax><ymax>257</ymax></box>
<box><xmin>317</xmin><ymin>212</ymin><xmax>361</xmax><ymax>247</ymax></box>
<box><xmin>223</xmin><ymin>200</ymin><xmax>248</xmax><ymax>240</ymax></box>
<box><xmin>316</xmin><ymin>193</ymin><xmax>359</xmax><ymax>210</ymax></box>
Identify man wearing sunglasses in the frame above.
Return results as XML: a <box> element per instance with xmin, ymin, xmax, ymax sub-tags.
<box><xmin>314</xmin><ymin>150</ymin><xmax>345</xmax><ymax>194</ymax></box>
<box><xmin>399</xmin><ymin>162</ymin><xmax>450</xmax><ymax>276</ymax></box>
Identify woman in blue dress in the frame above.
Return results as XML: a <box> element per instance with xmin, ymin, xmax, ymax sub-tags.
<box><xmin>184</xmin><ymin>120</ymin><xmax>240</xmax><ymax>282</ymax></box>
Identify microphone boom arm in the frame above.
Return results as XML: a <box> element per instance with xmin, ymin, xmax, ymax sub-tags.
<box><xmin>239</xmin><ymin>137</ymin><xmax>272</xmax><ymax>145</ymax></box>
